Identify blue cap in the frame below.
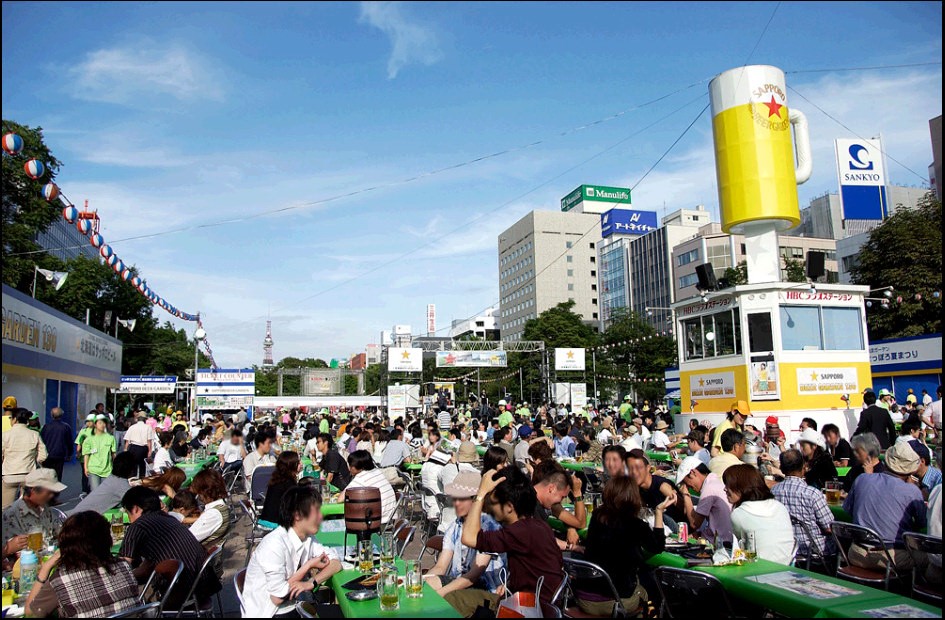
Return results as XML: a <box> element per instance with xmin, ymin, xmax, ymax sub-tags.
<box><xmin>908</xmin><ymin>440</ymin><xmax>930</xmax><ymax>464</ymax></box>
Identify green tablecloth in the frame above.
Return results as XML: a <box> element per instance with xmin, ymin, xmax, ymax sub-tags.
<box><xmin>329</xmin><ymin>559</ymin><xmax>462</xmax><ymax>618</ymax></box>
<box><xmin>547</xmin><ymin>511</ymin><xmax>590</xmax><ymax>539</ymax></box>
<box><xmin>836</xmin><ymin>466</ymin><xmax>851</xmax><ymax>478</ymax></box>
<box><xmin>557</xmin><ymin>459</ymin><xmax>600</xmax><ymax>472</ymax></box>
<box><xmin>829</xmin><ymin>503</ymin><xmax>852</xmax><ymax>522</ymax></box>
<box><xmin>404</xmin><ymin>462</ymin><xmax>423</xmax><ymax>472</ymax></box>
<box><xmin>646</xmin><ymin>451</ymin><xmax>672</xmax><ymax>462</ymax></box>
<box><xmin>178</xmin><ymin>456</ymin><xmax>218</xmax><ymax>487</ymax></box>
<box><xmin>476</xmin><ymin>445</ymin><xmax>487</xmax><ymax>456</ymax></box>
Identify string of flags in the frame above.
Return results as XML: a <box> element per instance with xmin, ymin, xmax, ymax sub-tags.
<box><xmin>590</xmin><ymin>332</ymin><xmax>675</xmax><ymax>352</ymax></box>
<box><xmin>3</xmin><ymin>131</ymin><xmax>199</xmax><ymax>323</ymax></box>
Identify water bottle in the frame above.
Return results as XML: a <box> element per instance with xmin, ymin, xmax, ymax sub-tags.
<box><xmin>19</xmin><ymin>550</ymin><xmax>39</xmax><ymax>592</ymax></box>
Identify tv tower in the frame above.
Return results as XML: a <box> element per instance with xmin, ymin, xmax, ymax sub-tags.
<box><xmin>263</xmin><ymin>319</ymin><xmax>274</xmax><ymax>367</ymax></box>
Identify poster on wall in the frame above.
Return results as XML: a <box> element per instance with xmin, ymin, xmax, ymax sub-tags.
<box><xmin>435</xmin><ymin>350</ymin><xmax>508</xmax><ymax>368</ymax></box>
<box><xmin>388</xmin><ymin>385</ymin><xmax>407</xmax><ymax>416</ymax></box>
<box><xmin>388</xmin><ymin>348</ymin><xmax>422</xmax><ymax>372</ymax></box>
<box><xmin>750</xmin><ymin>358</ymin><xmax>779</xmax><ymax>400</ymax></box>
<box><xmin>554</xmin><ymin>348</ymin><xmax>586</xmax><ymax>371</ymax></box>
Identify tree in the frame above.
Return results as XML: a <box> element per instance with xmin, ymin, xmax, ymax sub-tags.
<box><xmin>783</xmin><ymin>257</ymin><xmax>807</xmax><ymax>283</ymax></box>
<box><xmin>521</xmin><ymin>301</ymin><xmax>600</xmax><ymax>404</ymax></box>
<box><xmin>720</xmin><ymin>261</ymin><xmax>748</xmax><ymax>288</ymax></box>
<box><xmin>598</xmin><ymin>308</ymin><xmax>677</xmax><ymax>404</ymax></box>
<box><xmin>2</xmin><ymin>120</ymin><xmax>63</xmax><ymax>291</ymax></box>
<box><xmin>851</xmin><ymin>191</ymin><xmax>942</xmax><ymax>339</ymax></box>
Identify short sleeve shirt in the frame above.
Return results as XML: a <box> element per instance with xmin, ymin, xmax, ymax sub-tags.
<box><xmin>443</xmin><ymin>514</ymin><xmax>505</xmax><ymax>592</ymax></box>
<box><xmin>83</xmin><ymin>433</ymin><xmax>116</xmax><ymax>477</ymax></box>
<box><xmin>694</xmin><ymin>473</ymin><xmax>734</xmax><ymax>544</ymax></box>
<box><xmin>217</xmin><ymin>441</ymin><xmax>243</xmax><ymax>464</ymax></box>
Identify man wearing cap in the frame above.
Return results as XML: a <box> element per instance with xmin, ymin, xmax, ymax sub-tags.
<box><xmin>677</xmin><ymin>456</ymin><xmax>733</xmax><ymax>545</ymax></box>
<box><xmin>428</xmin><ymin>471</ymin><xmax>505</xmax><ymax>615</ymax></box>
<box><xmin>2</xmin><ymin>396</ymin><xmax>16</xmax><ymax>433</ymax></box>
<box><xmin>649</xmin><ymin>420</ymin><xmax>673</xmax><ymax>451</ymax></box>
<box><xmin>711</xmin><ymin>401</ymin><xmax>749</xmax><ymax>457</ymax></box>
<box><xmin>74</xmin><ymin>412</ymin><xmax>97</xmax><ymax>493</ymax></box>
<box><xmin>853</xmin><ymin>390</ymin><xmax>897</xmax><ymax>450</ymax></box>
<box><xmin>620</xmin><ymin>424</ymin><xmax>644</xmax><ymax>452</ymax></box>
<box><xmin>2</xmin><ymin>408</ymin><xmax>49</xmax><ymax>509</ymax></box>
<box><xmin>39</xmin><ymin>407</ymin><xmax>74</xmax><ymax>482</ymax></box>
<box><xmin>909</xmin><ymin>440</ymin><xmax>942</xmax><ymax>497</ymax></box>
<box><xmin>844</xmin><ymin>441</ymin><xmax>927</xmax><ymax>571</ymax></box>
<box><xmin>618</xmin><ymin>395</ymin><xmax>633</xmax><ymax>424</ymax></box>
<box><xmin>1</xmin><ymin>468</ymin><xmax>65</xmax><ymax>562</ymax></box>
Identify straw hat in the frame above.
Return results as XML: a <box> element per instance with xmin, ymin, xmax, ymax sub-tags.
<box><xmin>444</xmin><ymin>471</ymin><xmax>481</xmax><ymax>498</ymax></box>
<box><xmin>885</xmin><ymin>442</ymin><xmax>919</xmax><ymax>476</ymax></box>
<box><xmin>457</xmin><ymin>441</ymin><xmax>478</xmax><ymax>463</ymax></box>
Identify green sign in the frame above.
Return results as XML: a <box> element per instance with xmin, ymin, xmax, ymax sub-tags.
<box><xmin>560</xmin><ymin>184</ymin><xmax>632</xmax><ymax>211</ymax></box>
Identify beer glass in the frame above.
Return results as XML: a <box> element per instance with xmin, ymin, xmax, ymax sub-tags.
<box><xmin>377</xmin><ymin>569</ymin><xmax>400</xmax><ymax>611</ymax></box>
<box><xmin>405</xmin><ymin>560</ymin><xmax>423</xmax><ymax>598</ymax></box>
<box><xmin>379</xmin><ymin>534</ymin><xmax>395</xmax><ymax>571</ymax></box>
<box><xmin>358</xmin><ymin>539</ymin><xmax>374</xmax><ymax>573</ymax></box>
<box><xmin>27</xmin><ymin>529</ymin><xmax>43</xmax><ymax>553</ymax></box>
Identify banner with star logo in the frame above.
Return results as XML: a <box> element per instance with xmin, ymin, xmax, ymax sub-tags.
<box><xmin>796</xmin><ymin>367</ymin><xmax>859</xmax><ymax>395</ymax></box>
<box><xmin>689</xmin><ymin>371</ymin><xmax>735</xmax><ymax>400</ymax></box>
<box><xmin>388</xmin><ymin>347</ymin><xmax>422</xmax><ymax>372</ymax></box>
<box><xmin>435</xmin><ymin>350</ymin><xmax>508</xmax><ymax>368</ymax></box>
<box><xmin>554</xmin><ymin>348</ymin><xmax>586</xmax><ymax>371</ymax></box>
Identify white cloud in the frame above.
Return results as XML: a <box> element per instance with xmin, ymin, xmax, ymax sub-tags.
<box><xmin>359</xmin><ymin>1</ymin><xmax>442</xmax><ymax>79</ymax></box>
<box><xmin>66</xmin><ymin>43</ymin><xmax>224</xmax><ymax>105</ymax></box>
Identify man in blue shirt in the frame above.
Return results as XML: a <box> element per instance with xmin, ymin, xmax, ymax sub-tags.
<box><xmin>909</xmin><ymin>440</ymin><xmax>942</xmax><ymax>497</ymax></box>
<box><xmin>843</xmin><ymin>441</ymin><xmax>927</xmax><ymax>572</ymax></box>
<box><xmin>553</xmin><ymin>422</ymin><xmax>575</xmax><ymax>458</ymax></box>
<box><xmin>39</xmin><ymin>407</ymin><xmax>73</xmax><ymax>482</ymax></box>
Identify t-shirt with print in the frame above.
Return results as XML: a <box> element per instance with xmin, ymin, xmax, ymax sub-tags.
<box><xmin>83</xmin><ymin>433</ymin><xmax>116</xmax><ymax>477</ymax></box>
<box><xmin>476</xmin><ymin>517</ymin><xmax>563</xmax><ymax>605</ymax></box>
<box><xmin>443</xmin><ymin>513</ymin><xmax>505</xmax><ymax>592</ymax></box>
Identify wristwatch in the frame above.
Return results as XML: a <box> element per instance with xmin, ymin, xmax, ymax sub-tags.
<box><xmin>473</xmin><ymin>495</ymin><xmax>485</xmax><ymax>503</ymax></box>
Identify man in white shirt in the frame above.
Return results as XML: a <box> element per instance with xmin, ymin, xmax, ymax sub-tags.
<box><xmin>244</xmin><ymin>430</ymin><xmax>278</xmax><ymax>493</ymax></box>
<box><xmin>123</xmin><ymin>412</ymin><xmax>157</xmax><ymax>479</ymax></box>
<box><xmin>620</xmin><ymin>425</ymin><xmax>645</xmax><ymax>452</ymax></box>
<box><xmin>922</xmin><ymin>386</ymin><xmax>942</xmax><ymax>434</ymax></box>
<box><xmin>243</xmin><ymin>487</ymin><xmax>342</xmax><ymax>617</ymax></box>
<box><xmin>650</xmin><ymin>420</ymin><xmax>672</xmax><ymax>451</ymax></box>
<box><xmin>344</xmin><ymin>450</ymin><xmax>396</xmax><ymax>524</ymax></box>
<box><xmin>421</xmin><ymin>450</ymin><xmax>451</xmax><ymax>520</ymax></box>
<box><xmin>217</xmin><ymin>428</ymin><xmax>247</xmax><ymax>474</ymax></box>
<box><xmin>597</xmin><ymin>416</ymin><xmax>615</xmax><ymax>445</ymax></box>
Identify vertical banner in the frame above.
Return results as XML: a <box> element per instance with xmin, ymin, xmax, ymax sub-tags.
<box><xmin>554</xmin><ymin>348</ymin><xmax>586</xmax><ymax>371</ymax></box>
<box><xmin>388</xmin><ymin>385</ymin><xmax>407</xmax><ymax>416</ymax></box>
<box><xmin>836</xmin><ymin>138</ymin><xmax>888</xmax><ymax>220</ymax></box>
<box><xmin>570</xmin><ymin>383</ymin><xmax>588</xmax><ymax>409</ymax></box>
<box><xmin>427</xmin><ymin>304</ymin><xmax>436</xmax><ymax>336</ymax></box>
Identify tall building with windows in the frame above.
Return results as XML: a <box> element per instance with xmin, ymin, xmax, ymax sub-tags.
<box><xmin>498</xmin><ymin>210</ymin><xmax>601</xmax><ymax>341</ymax></box>
<box><xmin>34</xmin><ymin>219</ymin><xmax>99</xmax><ymax>261</ymax></box>
<box><xmin>671</xmin><ymin>223</ymin><xmax>839</xmax><ymax>301</ymax></box>
<box><xmin>599</xmin><ymin>206</ymin><xmax>711</xmax><ymax>330</ymax></box>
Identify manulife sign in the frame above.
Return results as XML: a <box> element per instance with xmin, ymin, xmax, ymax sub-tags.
<box><xmin>561</xmin><ymin>184</ymin><xmax>632</xmax><ymax>214</ymax></box>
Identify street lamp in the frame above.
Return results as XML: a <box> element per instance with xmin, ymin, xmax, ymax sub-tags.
<box><xmin>32</xmin><ymin>266</ymin><xmax>69</xmax><ymax>298</ymax></box>
<box><xmin>192</xmin><ymin>326</ymin><xmax>206</xmax><ymax>421</ymax></box>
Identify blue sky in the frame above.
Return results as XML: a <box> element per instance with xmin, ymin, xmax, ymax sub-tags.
<box><xmin>2</xmin><ymin>1</ymin><xmax>942</xmax><ymax>366</ymax></box>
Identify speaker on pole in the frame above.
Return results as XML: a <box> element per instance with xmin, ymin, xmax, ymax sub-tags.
<box><xmin>805</xmin><ymin>251</ymin><xmax>826</xmax><ymax>281</ymax></box>
<box><xmin>695</xmin><ymin>263</ymin><xmax>719</xmax><ymax>291</ymax></box>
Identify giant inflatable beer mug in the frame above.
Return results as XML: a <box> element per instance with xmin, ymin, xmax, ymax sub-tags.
<box><xmin>709</xmin><ymin>65</ymin><xmax>811</xmax><ymax>282</ymax></box>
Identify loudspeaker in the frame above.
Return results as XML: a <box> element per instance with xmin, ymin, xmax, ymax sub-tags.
<box><xmin>806</xmin><ymin>251</ymin><xmax>826</xmax><ymax>280</ymax></box>
<box><xmin>695</xmin><ymin>263</ymin><xmax>719</xmax><ymax>291</ymax></box>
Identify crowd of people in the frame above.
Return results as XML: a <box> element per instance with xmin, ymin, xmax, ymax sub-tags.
<box><xmin>0</xmin><ymin>384</ymin><xmax>941</xmax><ymax>617</ymax></box>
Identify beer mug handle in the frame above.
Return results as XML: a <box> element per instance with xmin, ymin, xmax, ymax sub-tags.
<box><xmin>790</xmin><ymin>108</ymin><xmax>812</xmax><ymax>185</ymax></box>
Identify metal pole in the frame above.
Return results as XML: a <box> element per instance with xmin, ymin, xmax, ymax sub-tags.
<box><xmin>477</xmin><ymin>369</ymin><xmax>481</xmax><ymax>402</ymax></box>
<box><xmin>32</xmin><ymin>267</ymin><xmax>39</xmax><ymax>299</ymax></box>
<box><xmin>519</xmin><ymin>368</ymin><xmax>523</xmax><ymax>402</ymax></box>
<box><xmin>592</xmin><ymin>350</ymin><xmax>598</xmax><ymax>408</ymax></box>
<box><xmin>193</xmin><ymin>338</ymin><xmax>199</xmax><ymax>420</ymax></box>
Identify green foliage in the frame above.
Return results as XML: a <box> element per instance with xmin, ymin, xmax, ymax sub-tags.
<box><xmin>851</xmin><ymin>191</ymin><xmax>942</xmax><ymax>339</ymax></box>
<box><xmin>343</xmin><ymin>374</ymin><xmax>358</xmax><ymax>394</ymax></box>
<box><xmin>254</xmin><ymin>367</ymin><xmax>278</xmax><ymax>396</ymax></box>
<box><xmin>782</xmin><ymin>257</ymin><xmax>807</xmax><ymax>283</ymax></box>
<box><xmin>522</xmin><ymin>300</ymin><xmax>599</xmax><ymax>349</ymax></box>
<box><xmin>2</xmin><ymin>120</ymin><xmax>63</xmax><ymax>291</ymax></box>
<box><xmin>596</xmin><ymin>307</ymin><xmax>677</xmax><ymax>403</ymax></box>
<box><xmin>720</xmin><ymin>260</ymin><xmax>748</xmax><ymax>287</ymax></box>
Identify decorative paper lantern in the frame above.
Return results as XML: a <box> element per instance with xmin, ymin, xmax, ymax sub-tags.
<box><xmin>113</xmin><ymin>259</ymin><xmax>124</xmax><ymax>274</ymax></box>
<box><xmin>2</xmin><ymin>133</ymin><xmax>24</xmax><ymax>155</ymax></box>
<box><xmin>90</xmin><ymin>234</ymin><xmax>104</xmax><ymax>248</ymax></box>
<box><xmin>24</xmin><ymin>159</ymin><xmax>45</xmax><ymax>179</ymax></box>
<box><xmin>106</xmin><ymin>254</ymin><xmax>119</xmax><ymax>268</ymax></box>
<box><xmin>99</xmin><ymin>244</ymin><xmax>113</xmax><ymax>259</ymax></box>
<box><xmin>121</xmin><ymin>268</ymin><xmax>133</xmax><ymax>281</ymax></box>
<box><xmin>63</xmin><ymin>206</ymin><xmax>79</xmax><ymax>223</ymax></box>
<box><xmin>76</xmin><ymin>219</ymin><xmax>92</xmax><ymax>235</ymax></box>
<box><xmin>152</xmin><ymin>296</ymin><xmax>160</xmax><ymax>305</ymax></box>
<box><xmin>42</xmin><ymin>183</ymin><xmax>60</xmax><ymax>202</ymax></box>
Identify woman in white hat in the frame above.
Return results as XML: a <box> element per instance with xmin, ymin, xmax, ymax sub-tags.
<box><xmin>796</xmin><ymin>428</ymin><xmax>838</xmax><ymax>490</ymax></box>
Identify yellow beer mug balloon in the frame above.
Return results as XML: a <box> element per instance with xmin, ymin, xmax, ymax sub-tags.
<box><xmin>709</xmin><ymin>65</ymin><xmax>811</xmax><ymax>234</ymax></box>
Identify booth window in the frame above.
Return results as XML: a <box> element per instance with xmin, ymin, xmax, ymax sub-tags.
<box><xmin>747</xmin><ymin>312</ymin><xmax>773</xmax><ymax>353</ymax></box>
<box><xmin>780</xmin><ymin>305</ymin><xmax>864</xmax><ymax>351</ymax></box>
<box><xmin>683</xmin><ymin>309</ymin><xmax>740</xmax><ymax>360</ymax></box>
<box><xmin>822</xmin><ymin>307</ymin><xmax>864</xmax><ymax>350</ymax></box>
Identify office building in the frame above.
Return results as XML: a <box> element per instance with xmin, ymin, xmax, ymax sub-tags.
<box><xmin>35</xmin><ymin>219</ymin><xmax>100</xmax><ymax>261</ymax></box>
<box><xmin>672</xmin><ymin>223</ymin><xmax>839</xmax><ymax>301</ymax></box>
<box><xmin>599</xmin><ymin>206</ymin><xmax>711</xmax><ymax>330</ymax></box>
<box><xmin>791</xmin><ymin>185</ymin><xmax>929</xmax><ymax>240</ymax></box>
<box><xmin>498</xmin><ymin>209</ymin><xmax>601</xmax><ymax>341</ymax></box>
<box><xmin>449</xmin><ymin>306</ymin><xmax>499</xmax><ymax>340</ymax></box>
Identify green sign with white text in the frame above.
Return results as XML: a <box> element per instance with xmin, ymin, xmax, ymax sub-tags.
<box><xmin>560</xmin><ymin>184</ymin><xmax>632</xmax><ymax>211</ymax></box>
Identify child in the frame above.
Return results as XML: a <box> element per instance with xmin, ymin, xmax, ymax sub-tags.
<box><xmin>169</xmin><ymin>490</ymin><xmax>201</xmax><ymax>525</ymax></box>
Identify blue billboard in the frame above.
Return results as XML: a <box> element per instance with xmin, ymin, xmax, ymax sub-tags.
<box><xmin>600</xmin><ymin>208</ymin><xmax>659</xmax><ymax>237</ymax></box>
<box><xmin>836</xmin><ymin>139</ymin><xmax>888</xmax><ymax>220</ymax></box>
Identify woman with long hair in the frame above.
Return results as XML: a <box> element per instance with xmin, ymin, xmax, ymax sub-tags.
<box><xmin>723</xmin><ymin>464</ymin><xmax>795</xmax><ymax>564</ymax></box>
<box><xmin>482</xmin><ymin>445</ymin><xmax>509</xmax><ymax>473</ymax></box>
<box><xmin>24</xmin><ymin>511</ymin><xmax>139</xmax><ymax>617</ymax></box>
<box><xmin>576</xmin><ymin>477</ymin><xmax>670</xmax><ymax>616</ymax></box>
<box><xmin>138</xmin><ymin>466</ymin><xmax>186</xmax><ymax>500</ymax></box>
<box><xmin>261</xmin><ymin>451</ymin><xmax>302</xmax><ymax>524</ymax></box>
